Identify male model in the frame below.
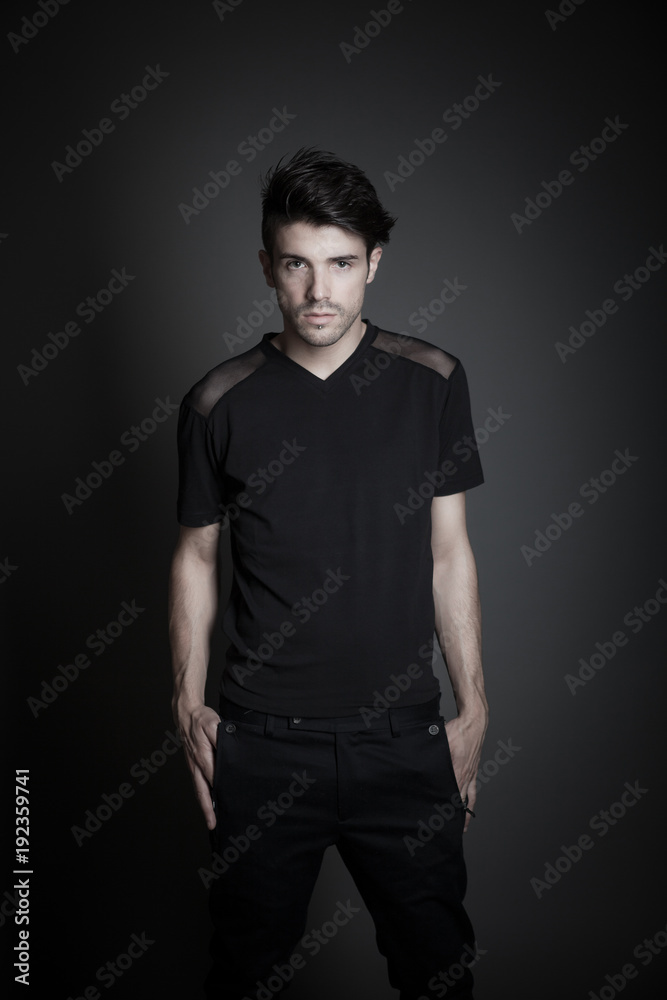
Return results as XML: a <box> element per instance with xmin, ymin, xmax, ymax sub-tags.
<box><xmin>170</xmin><ymin>148</ymin><xmax>488</xmax><ymax>1000</ymax></box>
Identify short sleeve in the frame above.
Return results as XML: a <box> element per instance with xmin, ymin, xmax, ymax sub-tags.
<box><xmin>434</xmin><ymin>361</ymin><xmax>485</xmax><ymax>496</ymax></box>
<box><xmin>176</xmin><ymin>400</ymin><xmax>225</xmax><ymax>526</ymax></box>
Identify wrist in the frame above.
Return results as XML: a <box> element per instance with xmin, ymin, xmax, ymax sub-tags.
<box><xmin>455</xmin><ymin>696</ymin><xmax>489</xmax><ymax>727</ymax></box>
<box><xmin>172</xmin><ymin>691</ymin><xmax>206</xmax><ymax>723</ymax></box>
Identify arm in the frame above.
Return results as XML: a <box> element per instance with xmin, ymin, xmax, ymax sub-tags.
<box><xmin>169</xmin><ymin>522</ymin><xmax>222</xmax><ymax>830</ymax></box>
<box><xmin>431</xmin><ymin>492</ymin><xmax>488</xmax><ymax>832</ymax></box>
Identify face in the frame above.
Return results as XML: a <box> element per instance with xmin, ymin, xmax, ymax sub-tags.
<box><xmin>259</xmin><ymin>221</ymin><xmax>382</xmax><ymax>347</ymax></box>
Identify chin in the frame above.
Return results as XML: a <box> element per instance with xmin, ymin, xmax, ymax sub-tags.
<box><xmin>296</xmin><ymin>325</ymin><xmax>345</xmax><ymax>347</ymax></box>
<box><xmin>293</xmin><ymin>312</ymin><xmax>358</xmax><ymax>347</ymax></box>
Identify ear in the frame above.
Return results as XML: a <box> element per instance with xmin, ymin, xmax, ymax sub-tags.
<box><xmin>366</xmin><ymin>246</ymin><xmax>383</xmax><ymax>285</ymax></box>
<box><xmin>259</xmin><ymin>249</ymin><xmax>275</xmax><ymax>288</ymax></box>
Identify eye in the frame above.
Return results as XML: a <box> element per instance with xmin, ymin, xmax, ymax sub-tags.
<box><xmin>334</xmin><ymin>260</ymin><xmax>351</xmax><ymax>269</ymax></box>
<box><xmin>286</xmin><ymin>259</ymin><xmax>305</xmax><ymax>269</ymax></box>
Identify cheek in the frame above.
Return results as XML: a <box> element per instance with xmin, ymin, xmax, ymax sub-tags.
<box><xmin>275</xmin><ymin>276</ymin><xmax>299</xmax><ymax>295</ymax></box>
<box><xmin>275</xmin><ymin>283</ymin><xmax>302</xmax><ymax>309</ymax></box>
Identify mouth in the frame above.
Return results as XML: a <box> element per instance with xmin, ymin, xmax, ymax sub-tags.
<box><xmin>303</xmin><ymin>312</ymin><xmax>337</xmax><ymax>324</ymax></box>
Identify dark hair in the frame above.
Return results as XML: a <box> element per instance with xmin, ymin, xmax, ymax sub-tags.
<box><xmin>260</xmin><ymin>147</ymin><xmax>396</xmax><ymax>262</ymax></box>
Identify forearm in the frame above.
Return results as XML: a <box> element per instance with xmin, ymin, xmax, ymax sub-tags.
<box><xmin>168</xmin><ymin>543</ymin><xmax>219</xmax><ymax>716</ymax></box>
<box><xmin>432</xmin><ymin>540</ymin><xmax>488</xmax><ymax>725</ymax></box>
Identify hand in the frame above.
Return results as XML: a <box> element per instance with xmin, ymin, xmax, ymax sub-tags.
<box><xmin>176</xmin><ymin>703</ymin><xmax>222</xmax><ymax>830</ymax></box>
<box><xmin>444</xmin><ymin>713</ymin><xmax>487</xmax><ymax>833</ymax></box>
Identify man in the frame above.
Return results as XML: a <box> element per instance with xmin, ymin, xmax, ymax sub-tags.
<box><xmin>170</xmin><ymin>148</ymin><xmax>488</xmax><ymax>1000</ymax></box>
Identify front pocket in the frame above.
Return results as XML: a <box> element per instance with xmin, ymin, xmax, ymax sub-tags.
<box><xmin>211</xmin><ymin>721</ymin><xmax>225</xmax><ymax>806</ymax></box>
<box><xmin>437</xmin><ymin>720</ymin><xmax>464</xmax><ymax>805</ymax></box>
<box><xmin>418</xmin><ymin>717</ymin><xmax>465</xmax><ymax>808</ymax></box>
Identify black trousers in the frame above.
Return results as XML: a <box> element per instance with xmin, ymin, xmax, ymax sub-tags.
<box><xmin>204</xmin><ymin>696</ymin><xmax>477</xmax><ymax>1000</ymax></box>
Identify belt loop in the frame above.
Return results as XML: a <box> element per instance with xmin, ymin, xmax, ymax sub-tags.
<box><xmin>388</xmin><ymin>708</ymin><xmax>402</xmax><ymax>738</ymax></box>
<box><xmin>264</xmin><ymin>712</ymin><xmax>275</xmax><ymax>737</ymax></box>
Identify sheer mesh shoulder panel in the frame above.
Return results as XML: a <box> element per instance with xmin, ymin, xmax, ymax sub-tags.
<box><xmin>186</xmin><ymin>346</ymin><xmax>267</xmax><ymax>419</ymax></box>
<box><xmin>370</xmin><ymin>330</ymin><xmax>457</xmax><ymax>380</ymax></box>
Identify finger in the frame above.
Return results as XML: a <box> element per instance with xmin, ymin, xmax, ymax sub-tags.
<box><xmin>190</xmin><ymin>719</ymin><xmax>220</xmax><ymax>786</ymax></box>
<box><xmin>206</xmin><ymin>712</ymin><xmax>222</xmax><ymax>738</ymax></box>
<box><xmin>463</xmin><ymin>779</ymin><xmax>478</xmax><ymax>834</ymax></box>
<box><xmin>192</xmin><ymin>764</ymin><xmax>216</xmax><ymax>830</ymax></box>
<box><xmin>197</xmin><ymin>739</ymin><xmax>216</xmax><ymax>787</ymax></box>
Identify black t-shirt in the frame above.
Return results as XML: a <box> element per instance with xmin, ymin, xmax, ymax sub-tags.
<box><xmin>176</xmin><ymin>320</ymin><xmax>484</xmax><ymax>716</ymax></box>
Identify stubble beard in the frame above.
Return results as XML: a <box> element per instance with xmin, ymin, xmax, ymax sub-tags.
<box><xmin>277</xmin><ymin>292</ymin><xmax>364</xmax><ymax>348</ymax></box>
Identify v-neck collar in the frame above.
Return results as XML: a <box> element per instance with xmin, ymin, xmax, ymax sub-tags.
<box><xmin>259</xmin><ymin>320</ymin><xmax>377</xmax><ymax>393</ymax></box>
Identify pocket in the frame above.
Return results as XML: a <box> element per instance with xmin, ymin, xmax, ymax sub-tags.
<box><xmin>418</xmin><ymin>716</ymin><xmax>464</xmax><ymax>809</ymax></box>
<box><xmin>387</xmin><ymin>718</ymin><xmax>465</xmax><ymax>830</ymax></box>
<box><xmin>438</xmin><ymin>718</ymin><xmax>464</xmax><ymax>804</ymax></box>
<box><xmin>211</xmin><ymin>717</ymin><xmax>265</xmax><ymax>801</ymax></box>
<box><xmin>211</xmin><ymin>721</ymin><xmax>225</xmax><ymax>807</ymax></box>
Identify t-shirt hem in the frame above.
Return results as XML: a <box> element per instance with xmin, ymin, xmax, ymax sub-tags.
<box><xmin>176</xmin><ymin>510</ymin><xmax>223</xmax><ymax>527</ymax></box>
<box><xmin>433</xmin><ymin>472</ymin><xmax>485</xmax><ymax>497</ymax></box>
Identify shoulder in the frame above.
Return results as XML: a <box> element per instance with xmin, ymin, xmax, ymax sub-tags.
<box><xmin>183</xmin><ymin>342</ymin><xmax>267</xmax><ymax>419</ymax></box>
<box><xmin>370</xmin><ymin>328</ymin><xmax>460</xmax><ymax>381</ymax></box>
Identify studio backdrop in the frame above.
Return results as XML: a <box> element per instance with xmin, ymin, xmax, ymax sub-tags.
<box><xmin>4</xmin><ymin>1</ymin><xmax>666</xmax><ymax>998</ymax></box>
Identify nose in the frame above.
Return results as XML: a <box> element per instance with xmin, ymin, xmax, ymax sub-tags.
<box><xmin>306</xmin><ymin>265</ymin><xmax>331</xmax><ymax>303</ymax></box>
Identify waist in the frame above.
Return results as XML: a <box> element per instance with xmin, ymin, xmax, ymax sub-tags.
<box><xmin>219</xmin><ymin>694</ymin><xmax>441</xmax><ymax>733</ymax></box>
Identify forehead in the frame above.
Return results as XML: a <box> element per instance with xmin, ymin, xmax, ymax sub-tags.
<box><xmin>273</xmin><ymin>221</ymin><xmax>365</xmax><ymax>258</ymax></box>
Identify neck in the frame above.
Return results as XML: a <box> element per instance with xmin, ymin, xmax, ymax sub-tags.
<box><xmin>271</xmin><ymin>317</ymin><xmax>367</xmax><ymax>379</ymax></box>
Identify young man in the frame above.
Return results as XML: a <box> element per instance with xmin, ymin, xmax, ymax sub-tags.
<box><xmin>170</xmin><ymin>148</ymin><xmax>488</xmax><ymax>1000</ymax></box>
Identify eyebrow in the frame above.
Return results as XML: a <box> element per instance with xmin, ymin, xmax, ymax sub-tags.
<box><xmin>278</xmin><ymin>253</ymin><xmax>360</xmax><ymax>262</ymax></box>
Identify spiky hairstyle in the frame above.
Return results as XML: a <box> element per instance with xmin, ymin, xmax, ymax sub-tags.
<box><xmin>260</xmin><ymin>147</ymin><xmax>396</xmax><ymax>261</ymax></box>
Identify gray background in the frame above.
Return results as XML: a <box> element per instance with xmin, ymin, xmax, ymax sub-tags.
<box><xmin>3</xmin><ymin>0</ymin><xmax>666</xmax><ymax>997</ymax></box>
